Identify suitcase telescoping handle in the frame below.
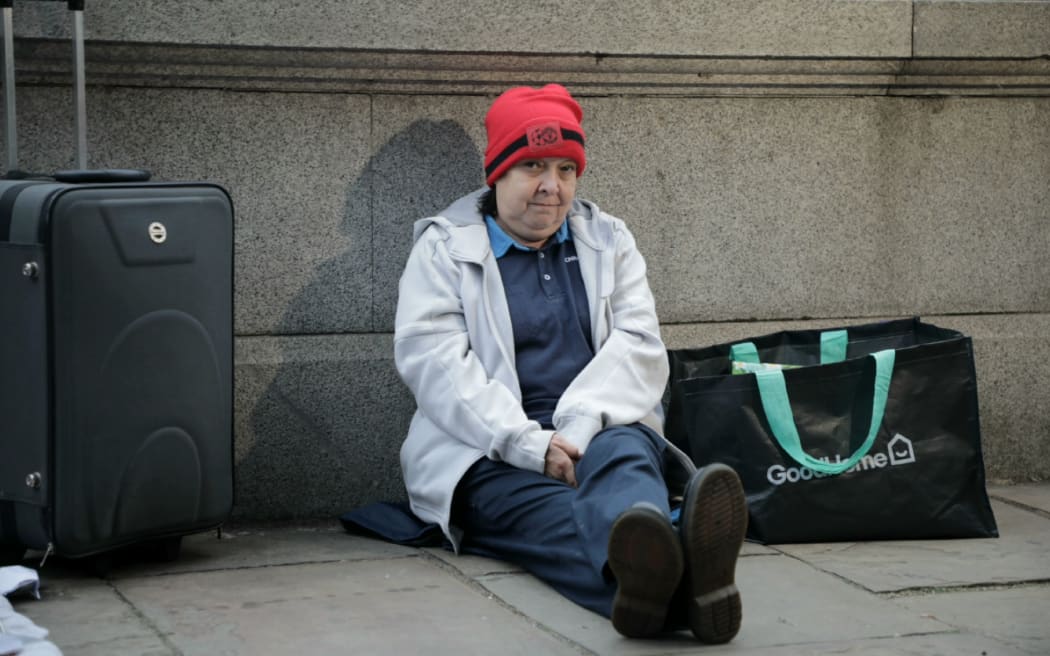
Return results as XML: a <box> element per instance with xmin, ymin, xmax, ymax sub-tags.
<box><xmin>1</xmin><ymin>0</ymin><xmax>150</xmax><ymax>182</ymax></box>
<box><xmin>2</xmin><ymin>0</ymin><xmax>18</xmax><ymax>172</ymax></box>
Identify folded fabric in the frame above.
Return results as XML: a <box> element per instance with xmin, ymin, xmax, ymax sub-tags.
<box><xmin>0</xmin><ymin>567</ymin><xmax>39</xmax><ymax>600</ymax></box>
<box><xmin>0</xmin><ymin>597</ymin><xmax>62</xmax><ymax>656</ymax></box>
<box><xmin>340</xmin><ymin>501</ymin><xmax>447</xmax><ymax>548</ymax></box>
<box><xmin>0</xmin><ymin>633</ymin><xmax>21</xmax><ymax>656</ymax></box>
<box><xmin>730</xmin><ymin>360</ymin><xmax>800</xmax><ymax>375</ymax></box>
<box><xmin>1</xmin><ymin>567</ymin><xmax>62</xmax><ymax>655</ymax></box>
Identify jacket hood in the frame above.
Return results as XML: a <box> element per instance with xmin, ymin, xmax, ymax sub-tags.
<box><xmin>411</xmin><ymin>187</ymin><xmax>484</xmax><ymax>242</ymax></box>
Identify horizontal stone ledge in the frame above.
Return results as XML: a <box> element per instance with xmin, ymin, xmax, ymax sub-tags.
<box><xmin>12</xmin><ymin>40</ymin><xmax>1050</xmax><ymax>97</ymax></box>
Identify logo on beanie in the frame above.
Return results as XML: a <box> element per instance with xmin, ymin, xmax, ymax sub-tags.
<box><xmin>527</xmin><ymin>122</ymin><xmax>563</xmax><ymax>150</ymax></box>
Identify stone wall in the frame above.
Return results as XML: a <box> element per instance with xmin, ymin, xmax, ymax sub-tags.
<box><xmin>4</xmin><ymin>1</ymin><xmax>1049</xmax><ymax>519</ymax></box>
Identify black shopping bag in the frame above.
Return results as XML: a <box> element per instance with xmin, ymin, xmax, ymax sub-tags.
<box><xmin>665</xmin><ymin>318</ymin><xmax>998</xmax><ymax>544</ymax></box>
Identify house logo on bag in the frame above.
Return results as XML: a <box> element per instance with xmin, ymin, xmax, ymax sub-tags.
<box><xmin>887</xmin><ymin>433</ymin><xmax>916</xmax><ymax>465</ymax></box>
<box><xmin>767</xmin><ymin>432</ymin><xmax>918</xmax><ymax>485</ymax></box>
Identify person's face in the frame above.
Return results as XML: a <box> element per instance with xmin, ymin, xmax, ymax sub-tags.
<box><xmin>494</xmin><ymin>157</ymin><xmax>578</xmax><ymax>248</ymax></box>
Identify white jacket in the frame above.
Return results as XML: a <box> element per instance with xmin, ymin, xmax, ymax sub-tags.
<box><xmin>394</xmin><ymin>188</ymin><xmax>693</xmax><ymax>548</ymax></box>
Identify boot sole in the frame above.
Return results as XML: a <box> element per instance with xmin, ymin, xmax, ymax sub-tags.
<box><xmin>680</xmin><ymin>465</ymin><xmax>747</xmax><ymax>643</ymax></box>
<box><xmin>607</xmin><ymin>506</ymin><xmax>684</xmax><ymax>638</ymax></box>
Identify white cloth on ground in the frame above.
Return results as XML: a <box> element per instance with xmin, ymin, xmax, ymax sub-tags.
<box><xmin>0</xmin><ymin>566</ymin><xmax>61</xmax><ymax>656</ymax></box>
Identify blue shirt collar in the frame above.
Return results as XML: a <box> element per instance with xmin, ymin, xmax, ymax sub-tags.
<box><xmin>485</xmin><ymin>215</ymin><xmax>571</xmax><ymax>258</ymax></box>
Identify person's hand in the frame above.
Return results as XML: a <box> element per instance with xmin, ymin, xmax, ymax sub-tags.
<box><xmin>545</xmin><ymin>433</ymin><xmax>581</xmax><ymax>487</ymax></box>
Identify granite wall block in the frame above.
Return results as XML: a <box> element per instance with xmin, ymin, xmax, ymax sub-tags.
<box><xmin>368</xmin><ymin>95</ymin><xmax>491</xmax><ymax>329</ymax></box>
<box><xmin>915</xmin><ymin>1</ymin><xmax>1050</xmax><ymax>58</ymax></box>
<box><xmin>235</xmin><ymin>335</ymin><xmax>413</xmax><ymax>519</ymax></box>
<box><xmin>321</xmin><ymin>93</ymin><xmax>1050</xmax><ymax>333</ymax></box>
<box><xmin>0</xmin><ymin>86</ymin><xmax>375</xmax><ymax>335</ymax></box>
<box><xmin>13</xmin><ymin>0</ymin><xmax>912</xmax><ymax>58</ymax></box>
<box><xmin>581</xmin><ymin>95</ymin><xmax>1050</xmax><ymax>325</ymax></box>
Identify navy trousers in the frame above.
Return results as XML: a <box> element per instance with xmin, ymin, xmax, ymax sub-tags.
<box><xmin>452</xmin><ymin>424</ymin><xmax>670</xmax><ymax>617</ymax></box>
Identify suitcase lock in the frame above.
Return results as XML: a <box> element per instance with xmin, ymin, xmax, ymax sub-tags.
<box><xmin>148</xmin><ymin>222</ymin><xmax>167</xmax><ymax>244</ymax></box>
<box><xmin>25</xmin><ymin>472</ymin><xmax>42</xmax><ymax>489</ymax></box>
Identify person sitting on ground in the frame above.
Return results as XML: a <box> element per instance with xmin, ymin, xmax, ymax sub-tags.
<box><xmin>393</xmin><ymin>83</ymin><xmax>748</xmax><ymax>642</ymax></box>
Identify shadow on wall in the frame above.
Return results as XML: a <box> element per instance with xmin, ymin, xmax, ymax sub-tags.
<box><xmin>238</xmin><ymin>120</ymin><xmax>483</xmax><ymax>520</ymax></box>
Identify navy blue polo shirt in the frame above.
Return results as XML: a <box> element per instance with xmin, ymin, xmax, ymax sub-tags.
<box><xmin>486</xmin><ymin>216</ymin><xmax>594</xmax><ymax>429</ymax></box>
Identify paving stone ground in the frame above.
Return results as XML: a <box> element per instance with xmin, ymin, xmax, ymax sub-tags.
<box><xmin>5</xmin><ymin>485</ymin><xmax>1048</xmax><ymax>655</ymax></box>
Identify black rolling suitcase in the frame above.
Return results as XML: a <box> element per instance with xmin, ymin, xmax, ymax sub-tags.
<box><xmin>0</xmin><ymin>0</ymin><xmax>233</xmax><ymax>565</ymax></box>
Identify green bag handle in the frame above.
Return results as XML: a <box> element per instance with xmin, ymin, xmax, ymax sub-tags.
<box><xmin>730</xmin><ymin>329</ymin><xmax>849</xmax><ymax>366</ymax></box>
<box><xmin>729</xmin><ymin>341</ymin><xmax>760</xmax><ymax>364</ymax></box>
<box><xmin>753</xmin><ymin>349</ymin><xmax>895</xmax><ymax>475</ymax></box>
<box><xmin>820</xmin><ymin>329</ymin><xmax>848</xmax><ymax>363</ymax></box>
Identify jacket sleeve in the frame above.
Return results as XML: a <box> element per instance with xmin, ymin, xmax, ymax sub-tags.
<box><xmin>394</xmin><ymin>228</ymin><xmax>552</xmax><ymax>473</ymax></box>
<box><xmin>552</xmin><ymin>219</ymin><xmax>669</xmax><ymax>452</ymax></box>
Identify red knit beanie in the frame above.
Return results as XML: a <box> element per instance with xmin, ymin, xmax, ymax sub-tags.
<box><xmin>483</xmin><ymin>84</ymin><xmax>586</xmax><ymax>186</ymax></box>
